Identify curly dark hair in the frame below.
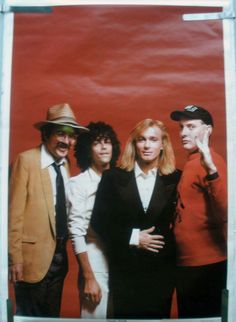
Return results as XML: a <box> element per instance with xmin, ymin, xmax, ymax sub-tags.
<box><xmin>74</xmin><ymin>121</ymin><xmax>120</xmax><ymax>171</ymax></box>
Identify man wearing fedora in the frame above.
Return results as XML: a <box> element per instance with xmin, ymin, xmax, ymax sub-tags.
<box><xmin>170</xmin><ymin>105</ymin><xmax>227</xmax><ymax>318</ymax></box>
<box><xmin>9</xmin><ymin>103</ymin><xmax>88</xmax><ymax>317</ymax></box>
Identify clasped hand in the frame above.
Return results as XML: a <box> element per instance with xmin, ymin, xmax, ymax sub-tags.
<box><xmin>138</xmin><ymin>226</ymin><xmax>165</xmax><ymax>253</ymax></box>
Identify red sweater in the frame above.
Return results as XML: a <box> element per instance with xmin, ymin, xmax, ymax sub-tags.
<box><xmin>174</xmin><ymin>149</ymin><xmax>227</xmax><ymax>266</ymax></box>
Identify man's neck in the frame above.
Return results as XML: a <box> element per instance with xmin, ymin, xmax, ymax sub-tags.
<box><xmin>91</xmin><ymin>163</ymin><xmax>110</xmax><ymax>176</ymax></box>
<box><xmin>137</xmin><ymin>160</ymin><xmax>157</xmax><ymax>174</ymax></box>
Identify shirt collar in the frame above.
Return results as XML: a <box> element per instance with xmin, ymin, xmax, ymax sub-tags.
<box><xmin>134</xmin><ymin>162</ymin><xmax>157</xmax><ymax>178</ymax></box>
<box><xmin>88</xmin><ymin>167</ymin><xmax>102</xmax><ymax>182</ymax></box>
<box><xmin>41</xmin><ymin>144</ymin><xmax>66</xmax><ymax>169</ymax></box>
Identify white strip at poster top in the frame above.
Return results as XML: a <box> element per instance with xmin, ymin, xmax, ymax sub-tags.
<box><xmin>5</xmin><ymin>0</ymin><xmax>230</xmax><ymax>7</ymax></box>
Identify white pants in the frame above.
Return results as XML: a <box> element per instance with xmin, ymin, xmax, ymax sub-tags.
<box><xmin>81</xmin><ymin>271</ymin><xmax>109</xmax><ymax>318</ymax></box>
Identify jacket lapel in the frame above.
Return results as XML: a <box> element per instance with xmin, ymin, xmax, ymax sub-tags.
<box><xmin>118</xmin><ymin>169</ymin><xmax>176</xmax><ymax>222</ymax></box>
<box><xmin>119</xmin><ymin>170</ymin><xmax>144</xmax><ymax>217</ymax></box>
<box><xmin>41</xmin><ymin>168</ymin><xmax>56</xmax><ymax>237</ymax></box>
<box><xmin>146</xmin><ymin>173</ymin><xmax>176</xmax><ymax>222</ymax></box>
<box><xmin>36</xmin><ymin>148</ymin><xmax>56</xmax><ymax>238</ymax></box>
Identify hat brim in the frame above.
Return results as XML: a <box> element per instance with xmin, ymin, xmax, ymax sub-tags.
<box><xmin>34</xmin><ymin>120</ymin><xmax>89</xmax><ymax>132</ymax></box>
<box><xmin>170</xmin><ymin>110</ymin><xmax>197</xmax><ymax>121</ymax></box>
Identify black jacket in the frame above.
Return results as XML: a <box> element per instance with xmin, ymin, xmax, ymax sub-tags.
<box><xmin>91</xmin><ymin>167</ymin><xmax>181</xmax><ymax>273</ymax></box>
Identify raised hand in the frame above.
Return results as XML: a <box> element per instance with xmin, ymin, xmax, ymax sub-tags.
<box><xmin>195</xmin><ymin>127</ymin><xmax>217</xmax><ymax>175</ymax></box>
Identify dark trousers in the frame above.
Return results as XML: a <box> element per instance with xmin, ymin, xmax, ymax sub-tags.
<box><xmin>111</xmin><ymin>265</ymin><xmax>175</xmax><ymax>319</ymax></box>
<box><xmin>15</xmin><ymin>241</ymin><xmax>68</xmax><ymax>317</ymax></box>
<box><xmin>176</xmin><ymin>260</ymin><xmax>227</xmax><ymax>318</ymax></box>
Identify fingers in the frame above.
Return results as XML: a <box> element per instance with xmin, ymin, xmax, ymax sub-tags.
<box><xmin>10</xmin><ymin>264</ymin><xmax>23</xmax><ymax>283</ymax></box>
<box><xmin>139</xmin><ymin>230</ymin><xmax>165</xmax><ymax>252</ymax></box>
<box><xmin>203</xmin><ymin>128</ymin><xmax>210</xmax><ymax>142</ymax></box>
<box><xmin>149</xmin><ymin>239</ymin><xmax>165</xmax><ymax>246</ymax></box>
<box><xmin>147</xmin><ymin>242</ymin><xmax>164</xmax><ymax>250</ymax></box>
<box><xmin>84</xmin><ymin>292</ymin><xmax>102</xmax><ymax>304</ymax></box>
<box><xmin>10</xmin><ymin>271</ymin><xmax>16</xmax><ymax>284</ymax></box>
<box><xmin>146</xmin><ymin>247</ymin><xmax>160</xmax><ymax>253</ymax></box>
<box><xmin>149</xmin><ymin>234</ymin><xmax>164</xmax><ymax>241</ymax></box>
<box><xmin>93</xmin><ymin>289</ymin><xmax>102</xmax><ymax>304</ymax></box>
<box><xmin>16</xmin><ymin>270</ymin><xmax>24</xmax><ymax>282</ymax></box>
<box><xmin>84</xmin><ymin>282</ymin><xmax>102</xmax><ymax>304</ymax></box>
<box><xmin>195</xmin><ymin>127</ymin><xmax>210</xmax><ymax>149</ymax></box>
<box><xmin>144</xmin><ymin>226</ymin><xmax>155</xmax><ymax>233</ymax></box>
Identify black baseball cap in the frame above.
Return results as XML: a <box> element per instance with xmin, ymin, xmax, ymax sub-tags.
<box><xmin>170</xmin><ymin>105</ymin><xmax>214</xmax><ymax>126</ymax></box>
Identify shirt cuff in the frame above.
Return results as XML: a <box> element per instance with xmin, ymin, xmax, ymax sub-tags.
<box><xmin>129</xmin><ymin>229</ymin><xmax>140</xmax><ymax>246</ymax></box>
<box><xmin>205</xmin><ymin>172</ymin><xmax>219</xmax><ymax>181</ymax></box>
<box><xmin>72</xmin><ymin>236</ymin><xmax>87</xmax><ymax>254</ymax></box>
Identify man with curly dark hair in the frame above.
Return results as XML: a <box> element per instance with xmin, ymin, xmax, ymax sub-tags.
<box><xmin>67</xmin><ymin>122</ymin><xmax>120</xmax><ymax>318</ymax></box>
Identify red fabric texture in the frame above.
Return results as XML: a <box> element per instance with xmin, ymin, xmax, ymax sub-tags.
<box><xmin>174</xmin><ymin>149</ymin><xmax>227</xmax><ymax>266</ymax></box>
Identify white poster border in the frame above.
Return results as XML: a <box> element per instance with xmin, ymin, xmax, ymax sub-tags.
<box><xmin>0</xmin><ymin>1</ymin><xmax>235</xmax><ymax>322</ymax></box>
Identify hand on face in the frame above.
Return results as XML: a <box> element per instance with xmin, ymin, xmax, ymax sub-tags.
<box><xmin>180</xmin><ymin>119</ymin><xmax>217</xmax><ymax>174</ymax></box>
<box><xmin>196</xmin><ymin>127</ymin><xmax>217</xmax><ymax>174</ymax></box>
<box><xmin>194</xmin><ymin>126</ymin><xmax>211</xmax><ymax>154</ymax></box>
<box><xmin>180</xmin><ymin>119</ymin><xmax>209</xmax><ymax>153</ymax></box>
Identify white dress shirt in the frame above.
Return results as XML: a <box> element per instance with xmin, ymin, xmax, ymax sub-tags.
<box><xmin>130</xmin><ymin>162</ymin><xmax>157</xmax><ymax>245</ymax></box>
<box><xmin>40</xmin><ymin>144</ymin><xmax>69</xmax><ymax>208</ymax></box>
<box><xmin>67</xmin><ymin>168</ymin><xmax>108</xmax><ymax>273</ymax></box>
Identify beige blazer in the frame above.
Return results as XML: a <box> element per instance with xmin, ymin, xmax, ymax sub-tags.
<box><xmin>9</xmin><ymin>147</ymin><xmax>70</xmax><ymax>283</ymax></box>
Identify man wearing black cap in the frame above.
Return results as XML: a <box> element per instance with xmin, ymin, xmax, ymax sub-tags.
<box><xmin>170</xmin><ymin>105</ymin><xmax>227</xmax><ymax>318</ymax></box>
<box><xmin>9</xmin><ymin>103</ymin><xmax>88</xmax><ymax>317</ymax></box>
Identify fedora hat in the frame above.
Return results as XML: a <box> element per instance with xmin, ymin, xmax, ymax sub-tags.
<box><xmin>34</xmin><ymin>103</ymin><xmax>89</xmax><ymax>131</ymax></box>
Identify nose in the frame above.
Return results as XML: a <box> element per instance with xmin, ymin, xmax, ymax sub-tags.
<box><xmin>144</xmin><ymin>140</ymin><xmax>150</xmax><ymax>148</ymax></box>
<box><xmin>101</xmin><ymin>141</ymin><xmax>109</xmax><ymax>149</ymax></box>
<box><xmin>61</xmin><ymin>135</ymin><xmax>70</xmax><ymax>144</ymax></box>
<box><xmin>181</xmin><ymin>127</ymin><xmax>188</xmax><ymax>137</ymax></box>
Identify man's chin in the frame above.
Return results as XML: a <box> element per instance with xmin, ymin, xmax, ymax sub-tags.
<box><xmin>55</xmin><ymin>149</ymin><xmax>69</xmax><ymax>159</ymax></box>
<box><xmin>183</xmin><ymin>144</ymin><xmax>197</xmax><ymax>153</ymax></box>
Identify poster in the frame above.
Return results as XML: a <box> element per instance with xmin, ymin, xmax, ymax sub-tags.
<box><xmin>8</xmin><ymin>4</ymin><xmax>226</xmax><ymax>320</ymax></box>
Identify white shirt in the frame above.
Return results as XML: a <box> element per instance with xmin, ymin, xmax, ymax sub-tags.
<box><xmin>130</xmin><ymin>162</ymin><xmax>157</xmax><ymax>245</ymax></box>
<box><xmin>135</xmin><ymin>162</ymin><xmax>157</xmax><ymax>212</ymax></box>
<box><xmin>41</xmin><ymin>144</ymin><xmax>69</xmax><ymax>208</ymax></box>
<box><xmin>67</xmin><ymin>168</ymin><xmax>108</xmax><ymax>272</ymax></box>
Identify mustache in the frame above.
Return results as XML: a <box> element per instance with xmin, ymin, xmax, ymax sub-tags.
<box><xmin>57</xmin><ymin>142</ymin><xmax>69</xmax><ymax>149</ymax></box>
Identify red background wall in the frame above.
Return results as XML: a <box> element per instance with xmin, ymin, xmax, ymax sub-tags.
<box><xmin>9</xmin><ymin>5</ymin><xmax>226</xmax><ymax>318</ymax></box>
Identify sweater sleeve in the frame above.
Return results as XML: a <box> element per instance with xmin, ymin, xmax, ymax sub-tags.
<box><xmin>204</xmin><ymin>154</ymin><xmax>227</xmax><ymax>225</ymax></box>
<box><xmin>91</xmin><ymin>170</ymin><xmax>134</xmax><ymax>248</ymax></box>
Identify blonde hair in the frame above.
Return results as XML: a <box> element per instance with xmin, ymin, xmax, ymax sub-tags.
<box><xmin>120</xmin><ymin>119</ymin><xmax>176</xmax><ymax>175</ymax></box>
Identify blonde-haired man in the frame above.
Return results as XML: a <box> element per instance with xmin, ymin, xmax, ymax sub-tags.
<box><xmin>91</xmin><ymin>119</ymin><xmax>181</xmax><ymax>318</ymax></box>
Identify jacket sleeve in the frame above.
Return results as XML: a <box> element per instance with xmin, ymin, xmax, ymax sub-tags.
<box><xmin>90</xmin><ymin>170</ymin><xmax>114</xmax><ymax>243</ymax></box>
<box><xmin>8</xmin><ymin>154</ymin><xmax>29</xmax><ymax>265</ymax></box>
<box><xmin>91</xmin><ymin>170</ymin><xmax>133</xmax><ymax>248</ymax></box>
